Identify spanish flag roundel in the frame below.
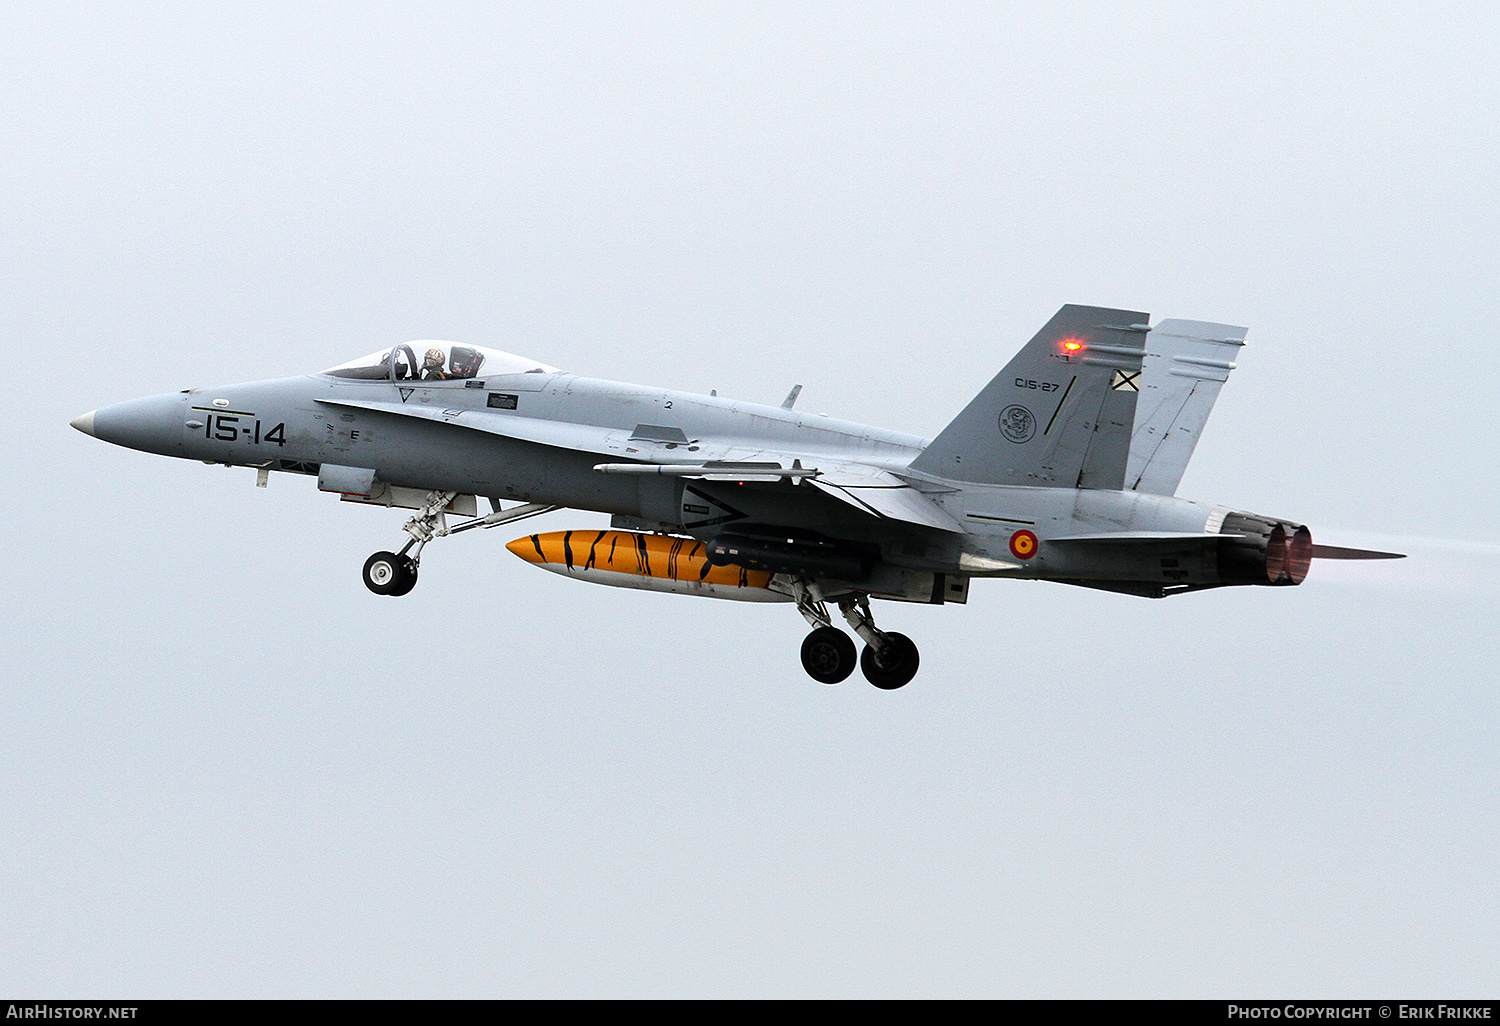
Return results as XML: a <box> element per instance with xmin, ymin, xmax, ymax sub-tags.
<box><xmin>1009</xmin><ymin>529</ymin><xmax>1039</xmax><ymax>560</ymax></box>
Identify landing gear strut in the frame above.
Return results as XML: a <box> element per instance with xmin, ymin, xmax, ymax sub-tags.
<box><xmin>793</xmin><ymin>578</ymin><xmax>857</xmax><ymax>683</ymax></box>
<box><xmin>838</xmin><ymin>594</ymin><xmax>919</xmax><ymax>690</ymax></box>
<box><xmin>790</xmin><ymin>580</ymin><xmax>920</xmax><ymax>689</ymax></box>
<box><xmin>361</xmin><ymin>493</ymin><xmax>560</xmax><ymax>597</ymax></box>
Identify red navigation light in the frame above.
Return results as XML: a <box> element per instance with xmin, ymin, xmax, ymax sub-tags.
<box><xmin>1061</xmin><ymin>339</ymin><xmax>1085</xmax><ymax>353</ymax></box>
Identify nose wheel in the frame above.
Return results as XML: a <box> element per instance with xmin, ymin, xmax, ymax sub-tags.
<box><xmin>363</xmin><ymin>550</ymin><xmax>418</xmax><ymax>596</ymax></box>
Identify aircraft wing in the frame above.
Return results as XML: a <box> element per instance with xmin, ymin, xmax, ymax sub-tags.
<box><xmin>316</xmin><ymin>396</ymin><xmax>692</xmax><ymax>458</ymax></box>
<box><xmin>318</xmin><ymin>396</ymin><xmax>962</xmax><ymax>533</ymax></box>
<box><xmin>318</xmin><ymin>396</ymin><xmax>795</xmax><ymax>465</ymax></box>
<box><xmin>597</xmin><ymin>459</ymin><xmax>964</xmax><ymax>533</ymax></box>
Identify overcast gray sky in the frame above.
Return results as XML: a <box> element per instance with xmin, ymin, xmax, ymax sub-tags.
<box><xmin>3</xmin><ymin>1</ymin><xmax>1497</xmax><ymax>997</ymax></box>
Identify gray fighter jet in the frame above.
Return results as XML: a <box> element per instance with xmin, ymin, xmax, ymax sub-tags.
<box><xmin>71</xmin><ymin>305</ymin><xmax>1401</xmax><ymax>689</ymax></box>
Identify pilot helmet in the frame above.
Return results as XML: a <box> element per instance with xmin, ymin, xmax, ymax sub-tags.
<box><xmin>423</xmin><ymin>348</ymin><xmax>445</xmax><ymax>369</ymax></box>
<box><xmin>449</xmin><ymin>346</ymin><xmax>483</xmax><ymax>378</ymax></box>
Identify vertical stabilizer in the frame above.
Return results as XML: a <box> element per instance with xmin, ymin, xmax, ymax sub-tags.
<box><xmin>1125</xmin><ymin>319</ymin><xmax>1247</xmax><ymax>495</ymax></box>
<box><xmin>909</xmin><ymin>305</ymin><xmax>1149</xmax><ymax>487</ymax></box>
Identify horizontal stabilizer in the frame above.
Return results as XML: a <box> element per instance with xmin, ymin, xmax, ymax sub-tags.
<box><xmin>809</xmin><ymin>463</ymin><xmax>965</xmax><ymax>533</ymax></box>
<box><xmin>1309</xmin><ymin>544</ymin><xmax>1406</xmax><ymax>560</ymax></box>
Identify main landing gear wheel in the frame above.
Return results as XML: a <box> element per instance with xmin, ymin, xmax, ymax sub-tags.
<box><xmin>800</xmin><ymin>626</ymin><xmax>857</xmax><ymax>685</ymax></box>
<box><xmin>860</xmin><ymin>632</ymin><xmax>920</xmax><ymax>690</ymax></box>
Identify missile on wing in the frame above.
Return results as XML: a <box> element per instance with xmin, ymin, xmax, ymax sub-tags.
<box><xmin>506</xmin><ymin>529</ymin><xmax>791</xmax><ymax>602</ymax></box>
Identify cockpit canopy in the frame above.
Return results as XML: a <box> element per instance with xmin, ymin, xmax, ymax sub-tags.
<box><xmin>322</xmin><ymin>341</ymin><xmax>559</xmax><ymax>382</ymax></box>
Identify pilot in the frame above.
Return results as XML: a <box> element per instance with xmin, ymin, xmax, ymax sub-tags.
<box><xmin>421</xmin><ymin>348</ymin><xmax>449</xmax><ymax>380</ymax></box>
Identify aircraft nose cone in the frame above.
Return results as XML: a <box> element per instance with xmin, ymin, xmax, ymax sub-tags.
<box><xmin>82</xmin><ymin>393</ymin><xmax>187</xmax><ymax>455</ymax></box>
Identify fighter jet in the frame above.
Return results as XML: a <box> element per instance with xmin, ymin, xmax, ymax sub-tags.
<box><xmin>71</xmin><ymin>305</ymin><xmax>1401</xmax><ymax>689</ymax></box>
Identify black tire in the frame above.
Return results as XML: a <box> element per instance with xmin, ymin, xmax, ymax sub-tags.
<box><xmin>800</xmin><ymin>626</ymin><xmax>857</xmax><ymax>684</ymax></box>
<box><xmin>362</xmin><ymin>551</ymin><xmax>401</xmax><ymax>595</ymax></box>
<box><xmin>861</xmin><ymin>632</ymin><xmax>920</xmax><ymax>690</ymax></box>
<box><xmin>388</xmin><ymin>558</ymin><xmax>418</xmax><ymax>596</ymax></box>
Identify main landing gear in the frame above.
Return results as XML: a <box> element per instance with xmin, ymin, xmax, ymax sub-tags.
<box><xmin>361</xmin><ymin>492</ymin><xmax>560</xmax><ymax>597</ymax></box>
<box><xmin>792</xmin><ymin>580</ymin><xmax>920</xmax><ymax>689</ymax></box>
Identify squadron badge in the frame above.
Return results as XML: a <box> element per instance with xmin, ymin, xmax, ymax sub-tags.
<box><xmin>998</xmin><ymin>404</ymin><xmax>1036</xmax><ymax>443</ymax></box>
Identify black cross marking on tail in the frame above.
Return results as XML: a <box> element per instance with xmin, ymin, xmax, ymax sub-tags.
<box><xmin>1111</xmin><ymin>370</ymin><xmax>1140</xmax><ymax>391</ymax></box>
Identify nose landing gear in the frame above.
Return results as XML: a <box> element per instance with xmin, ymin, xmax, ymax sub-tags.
<box><xmin>791</xmin><ymin>580</ymin><xmax>920</xmax><ymax>689</ymax></box>
<box><xmin>360</xmin><ymin>493</ymin><xmax>560</xmax><ymax>596</ymax></box>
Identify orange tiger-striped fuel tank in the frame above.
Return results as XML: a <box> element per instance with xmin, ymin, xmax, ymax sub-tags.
<box><xmin>506</xmin><ymin>530</ymin><xmax>791</xmax><ymax>602</ymax></box>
